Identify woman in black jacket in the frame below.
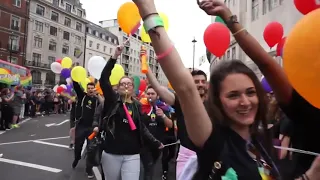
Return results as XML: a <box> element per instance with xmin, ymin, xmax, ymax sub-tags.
<box><xmin>93</xmin><ymin>46</ymin><xmax>162</xmax><ymax>180</ymax></box>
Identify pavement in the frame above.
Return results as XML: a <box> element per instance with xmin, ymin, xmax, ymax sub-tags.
<box><xmin>0</xmin><ymin>113</ymin><xmax>176</xmax><ymax>180</ymax></box>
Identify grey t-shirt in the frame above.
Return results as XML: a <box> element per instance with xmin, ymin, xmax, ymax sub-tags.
<box><xmin>11</xmin><ymin>90</ymin><xmax>23</xmax><ymax>107</ymax></box>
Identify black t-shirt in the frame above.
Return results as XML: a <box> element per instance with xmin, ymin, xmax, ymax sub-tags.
<box><xmin>196</xmin><ymin>126</ymin><xmax>278</xmax><ymax>180</ymax></box>
<box><xmin>76</xmin><ymin>95</ymin><xmax>98</xmax><ymax>127</ymax></box>
<box><xmin>141</xmin><ymin>107</ymin><xmax>166</xmax><ymax>143</ymax></box>
<box><xmin>172</xmin><ymin>94</ymin><xmax>198</xmax><ymax>151</ymax></box>
<box><xmin>103</xmin><ymin>102</ymin><xmax>141</xmax><ymax>155</ymax></box>
<box><xmin>279</xmin><ymin>89</ymin><xmax>320</xmax><ymax>177</ymax></box>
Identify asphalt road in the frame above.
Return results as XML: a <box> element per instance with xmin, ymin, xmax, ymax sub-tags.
<box><xmin>0</xmin><ymin>113</ymin><xmax>176</xmax><ymax>180</ymax></box>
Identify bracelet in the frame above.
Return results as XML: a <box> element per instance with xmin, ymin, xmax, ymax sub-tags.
<box><xmin>156</xmin><ymin>45</ymin><xmax>174</xmax><ymax>60</ymax></box>
<box><xmin>233</xmin><ymin>28</ymin><xmax>246</xmax><ymax>36</ymax></box>
<box><xmin>143</xmin><ymin>14</ymin><xmax>164</xmax><ymax>33</ymax></box>
<box><xmin>142</xmin><ymin>13</ymin><xmax>158</xmax><ymax>21</ymax></box>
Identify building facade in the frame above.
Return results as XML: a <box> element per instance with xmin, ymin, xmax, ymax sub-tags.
<box><xmin>84</xmin><ymin>23</ymin><xmax>119</xmax><ymax>70</ymax></box>
<box><xmin>210</xmin><ymin>0</ymin><xmax>301</xmax><ymax>77</ymax></box>
<box><xmin>0</xmin><ymin>0</ymin><xmax>29</xmax><ymax>65</ymax></box>
<box><xmin>26</xmin><ymin>0</ymin><xmax>87</xmax><ymax>89</ymax></box>
<box><xmin>99</xmin><ymin>19</ymin><xmax>168</xmax><ymax>86</ymax></box>
<box><xmin>198</xmin><ymin>54</ymin><xmax>206</xmax><ymax>67</ymax></box>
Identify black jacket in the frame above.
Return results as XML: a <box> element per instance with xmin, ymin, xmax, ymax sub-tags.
<box><xmin>93</xmin><ymin>57</ymin><xmax>161</xmax><ymax>149</ymax></box>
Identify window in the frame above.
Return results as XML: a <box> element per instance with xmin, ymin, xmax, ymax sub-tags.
<box><xmin>12</xmin><ymin>0</ymin><xmax>21</xmax><ymax>7</ymax></box>
<box><xmin>7</xmin><ymin>56</ymin><xmax>18</xmax><ymax>64</ymax></box>
<box><xmin>66</xmin><ymin>3</ymin><xmax>72</xmax><ymax>12</ymax></box>
<box><xmin>32</xmin><ymin>53</ymin><xmax>41</xmax><ymax>63</ymax></box>
<box><xmin>109</xmin><ymin>48</ymin><xmax>112</xmax><ymax>54</ymax></box>
<box><xmin>232</xmin><ymin>46</ymin><xmax>236</xmax><ymax>59</ymax></box>
<box><xmin>227</xmin><ymin>50</ymin><xmax>230</xmax><ymax>59</ymax></box>
<box><xmin>269</xmin><ymin>0</ymin><xmax>279</xmax><ymax>11</ymax></box>
<box><xmin>63</xmin><ymin>31</ymin><xmax>70</xmax><ymax>40</ymax></box>
<box><xmin>74</xmin><ymin>48</ymin><xmax>82</xmax><ymax>57</ymax></box>
<box><xmin>262</xmin><ymin>0</ymin><xmax>267</xmax><ymax>15</ymax></box>
<box><xmin>75</xmin><ymin>35</ymin><xmax>81</xmax><ymax>44</ymax></box>
<box><xmin>88</xmin><ymin>53</ymin><xmax>93</xmax><ymax>58</ymax></box>
<box><xmin>10</xmin><ymin>15</ymin><xmax>20</xmax><ymax>31</ymax></box>
<box><xmin>49</xmin><ymin>40</ymin><xmax>56</xmax><ymax>51</ymax></box>
<box><xmin>48</xmin><ymin>56</ymin><xmax>55</xmax><ymax>64</ymax></box>
<box><xmin>33</xmin><ymin>36</ymin><xmax>42</xmax><ymax>48</ymax></box>
<box><xmin>103</xmin><ymin>46</ymin><xmax>106</xmax><ymax>52</ymax></box>
<box><xmin>36</xmin><ymin>5</ymin><xmax>45</xmax><ymax>16</ymax></box>
<box><xmin>64</xmin><ymin>17</ymin><xmax>71</xmax><ymax>27</ymax></box>
<box><xmin>96</xmin><ymin>43</ymin><xmax>100</xmax><ymax>50</ymax></box>
<box><xmin>52</xmin><ymin>0</ymin><xmax>59</xmax><ymax>6</ymax></box>
<box><xmin>77</xmin><ymin>9</ymin><xmax>82</xmax><ymax>17</ymax></box>
<box><xmin>89</xmin><ymin>41</ymin><xmax>93</xmax><ymax>47</ymax></box>
<box><xmin>49</xmin><ymin>26</ymin><xmax>57</xmax><ymax>36</ymax></box>
<box><xmin>35</xmin><ymin>21</ymin><xmax>43</xmax><ymax>32</ymax></box>
<box><xmin>62</xmin><ymin>45</ymin><xmax>69</xmax><ymax>54</ymax></box>
<box><xmin>8</xmin><ymin>35</ymin><xmax>19</xmax><ymax>51</ymax></box>
<box><xmin>76</xmin><ymin>22</ymin><xmax>82</xmax><ymax>32</ymax></box>
<box><xmin>51</xmin><ymin>11</ymin><xmax>59</xmax><ymax>22</ymax></box>
<box><xmin>252</xmin><ymin>0</ymin><xmax>259</xmax><ymax>21</ymax></box>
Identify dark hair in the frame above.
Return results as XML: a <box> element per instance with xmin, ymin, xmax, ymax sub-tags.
<box><xmin>87</xmin><ymin>82</ymin><xmax>95</xmax><ymax>87</ymax></box>
<box><xmin>191</xmin><ymin>70</ymin><xmax>207</xmax><ymax>80</ymax></box>
<box><xmin>1</xmin><ymin>88</ymin><xmax>9</xmax><ymax>95</ymax></box>
<box><xmin>207</xmin><ymin>60</ymin><xmax>272</xmax><ymax>153</ymax></box>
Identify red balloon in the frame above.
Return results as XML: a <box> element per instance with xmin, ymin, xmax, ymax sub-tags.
<box><xmin>56</xmin><ymin>59</ymin><xmax>62</xmax><ymax>64</ymax></box>
<box><xmin>203</xmin><ymin>23</ymin><xmax>230</xmax><ymax>58</ymax></box>
<box><xmin>139</xmin><ymin>79</ymin><xmax>147</xmax><ymax>91</ymax></box>
<box><xmin>57</xmin><ymin>86</ymin><xmax>64</xmax><ymax>93</ymax></box>
<box><xmin>263</xmin><ymin>22</ymin><xmax>284</xmax><ymax>48</ymax></box>
<box><xmin>276</xmin><ymin>37</ymin><xmax>286</xmax><ymax>57</ymax></box>
<box><xmin>294</xmin><ymin>0</ymin><xmax>320</xmax><ymax>15</ymax></box>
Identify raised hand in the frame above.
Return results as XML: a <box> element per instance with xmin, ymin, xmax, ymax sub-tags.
<box><xmin>197</xmin><ymin>0</ymin><xmax>232</xmax><ymax>20</ymax></box>
<box><xmin>112</xmin><ymin>45</ymin><xmax>124</xmax><ymax>59</ymax></box>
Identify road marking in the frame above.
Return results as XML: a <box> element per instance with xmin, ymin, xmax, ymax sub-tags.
<box><xmin>45</xmin><ymin>119</ymin><xmax>70</xmax><ymax>127</ymax></box>
<box><xmin>81</xmin><ymin>141</ymin><xmax>102</xmax><ymax>180</ymax></box>
<box><xmin>0</xmin><ymin>157</ymin><xmax>62</xmax><ymax>173</ymax></box>
<box><xmin>0</xmin><ymin>136</ymin><xmax>69</xmax><ymax>146</ymax></box>
<box><xmin>33</xmin><ymin>140</ymin><xmax>69</xmax><ymax>149</ymax></box>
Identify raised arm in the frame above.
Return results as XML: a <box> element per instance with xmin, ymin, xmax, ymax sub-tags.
<box><xmin>134</xmin><ymin>1</ymin><xmax>212</xmax><ymax>147</ymax></box>
<box><xmin>146</xmin><ymin>70</ymin><xmax>175</xmax><ymax>105</ymax></box>
<box><xmin>198</xmin><ymin>0</ymin><xmax>292</xmax><ymax>104</ymax></box>
<box><xmin>99</xmin><ymin>46</ymin><xmax>123</xmax><ymax>104</ymax></box>
<box><xmin>72</xmin><ymin>81</ymin><xmax>85</xmax><ymax>99</ymax></box>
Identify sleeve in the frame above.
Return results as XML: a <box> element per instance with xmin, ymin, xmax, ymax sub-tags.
<box><xmin>279</xmin><ymin>115</ymin><xmax>294</xmax><ymax>137</ymax></box>
<box><xmin>171</xmin><ymin>93</ymin><xmax>182</xmax><ymax>117</ymax></box>
<box><xmin>92</xmin><ymin>103</ymin><xmax>103</xmax><ymax>128</ymax></box>
<box><xmin>73</xmin><ymin>81</ymin><xmax>85</xmax><ymax>100</ymax></box>
<box><xmin>99</xmin><ymin>57</ymin><xmax>117</xmax><ymax>105</ymax></box>
<box><xmin>140</xmin><ymin>119</ymin><xmax>162</xmax><ymax>148</ymax></box>
<box><xmin>279</xmin><ymin>89</ymin><xmax>320</xmax><ymax>125</ymax></box>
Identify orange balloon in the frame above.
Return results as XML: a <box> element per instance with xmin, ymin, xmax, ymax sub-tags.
<box><xmin>283</xmin><ymin>9</ymin><xmax>320</xmax><ymax>108</ymax></box>
<box><xmin>88</xmin><ymin>76</ymin><xmax>95</xmax><ymax>83</ymax></box>
<box><xmin>117</xmin><ymin>2</ymin><xmax>141</xmax><ymax>34</ymax></box>
<box><xmin>95</xmin><ymin>82</ymin><xmax>103</xmax><ymax>95</ymax></box>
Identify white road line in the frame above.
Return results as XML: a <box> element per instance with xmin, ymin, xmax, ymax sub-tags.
<box><xmin>0</xmin><ymin>117</ymin><xmax>32</xmax><ymax>135</ymax></box>
<box><xmin>0</xmin><ymin>136</ymin><xmax>69</xmax><ymax>146</ymax></box>
<box><xmin>33</xmin><ymin>140</ymin><xmax>69</xmax><ymax>149</ymax></box>
<box><xmin>81</xmin><ymin>141</ymin><xmax>102</xmax><ymax>180</ymax></box>
<box><xmin>0</xmin><ymin>157</ymin><xmax>62</xmax><ymax>173</ymax></box>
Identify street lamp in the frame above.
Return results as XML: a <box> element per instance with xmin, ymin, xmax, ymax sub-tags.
<box><xmin>9</xmin><ymin>32</ymin><xmax>15</xmax><ymax>63</ymax></box>
<box><xmin>192</xmin><ymin>37</ymin><xmax>197</xmax><ymax>71</ymax></box>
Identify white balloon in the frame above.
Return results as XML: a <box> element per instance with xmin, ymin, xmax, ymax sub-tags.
<box><xmin>87</xmin><ymin>56</ymin><xmax>106</xmax><ymax>80</ymax></box>
<box><xmin>53</xmin><ymin>85</ymin><xmax>59</xmax><ymax>92</ymax></box>
<box><xmin>66</xmin><ymin>77</ymin><xmax>72</xmax><ymax>85</ymax></box>
<box><xmin>60</xmin><ymin>84</ymin><xmax>67</xmax><ymax>89</ymax></box>
<box><xmin>51</xmin><ymin>62</ymin><xmax>62</xmax><ymax>74</ymax></box>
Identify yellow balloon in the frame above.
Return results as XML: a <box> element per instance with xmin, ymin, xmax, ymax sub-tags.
<box><xmin>141</xmin><ymin>13</ymin><xmax>169</xmax><ymax>43</ymax></box>
<box><xmin>61</xmin><ymin>57</ymin><xmax>73</xmax><ymax>68</ymax></box>
<box><xmin>71</xmin><ymin>66</ymin><xmax>87</xmax><ymax>82</ymax></box>
<box><xmin>109</xmin><ymin>64</ymin><xmax>125</xmax><ymax>86</ymax></box>
<box><xmin>117</xmin><ymin>2</ymin><xmax>141</xmax><ymax>34</ymax></box>
<box><xmin>80</xmin><ymin>78</ymin><xmax>91</xmax><ymax>92</ymax></box>
<box><xmin>283</xmin><ymin>9</ymin><xmax>320</xmax><ymax>109</ymax></box>
<box><xmin>88</xmin><ymin>76</ymin><xmax>95</xmax><ymax>83</ymax></box>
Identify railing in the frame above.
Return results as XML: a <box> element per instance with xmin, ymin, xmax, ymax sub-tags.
<box><xmin>7</xmin><ymin>44</ymin><xmax>20</xmax><ymax>52</ymax></box>
<box><xmin>32</xmin><ymin>80</ymin><xmax>43</xmax><ymax>84</ymax></box>
<box><xmin>11</xmin><ymin>25</ymin><xmax>20</xmax><ymax>31</ymax></box>
<box><xmin>25</xmin><ymin>60</ymin><xmax>50</xmax><ymax>69</ymax></box>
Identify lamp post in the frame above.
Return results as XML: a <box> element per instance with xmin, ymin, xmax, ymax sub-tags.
<box><xmin>9</xmin><ymin>32</ymin><xmax>15</xmax><ymax>63</ymax></box>
<box><xmin>192</xmin><ymin>37</ymin><xmax>197</xmax><ymax>71</ymax></box>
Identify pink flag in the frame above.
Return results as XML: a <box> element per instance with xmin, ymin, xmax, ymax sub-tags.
<box><xmin>122</xmin><ymin>103</ymin><xmax>137</xmax><ymax>130</ymax></box>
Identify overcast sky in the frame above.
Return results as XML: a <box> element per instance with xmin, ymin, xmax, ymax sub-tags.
<box><xmin>81</xmin><ymin>0</ymin><xmax>211</xmax><ymax>68</ymax></box>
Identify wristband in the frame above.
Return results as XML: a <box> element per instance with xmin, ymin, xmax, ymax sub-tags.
<box><xmin>143</xmin><ymin>15</ymin><xmax>164</xmax><ymax>33</ymax></box>
<box><xmin>156</xmin><ymin>45</ymin><xmax>174</xmax><ymax>60</ymax></box>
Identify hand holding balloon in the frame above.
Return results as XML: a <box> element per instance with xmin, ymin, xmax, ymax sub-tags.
<box><xmin>113</xmin><ymin>45</ymin><xmax>124</xmax><ymax>59</ymax></box>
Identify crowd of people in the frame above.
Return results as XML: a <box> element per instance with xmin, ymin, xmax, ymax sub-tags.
<box><xmin>0</xmin><ymin>87</ymin><xmax>69</xmax><ymax>131</ymax></box>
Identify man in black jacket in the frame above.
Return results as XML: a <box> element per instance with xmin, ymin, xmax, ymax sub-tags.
<box><xmin>72</xmin><ymin>81</ymin><xmax>98</xmax><ymax>179</ymax></box>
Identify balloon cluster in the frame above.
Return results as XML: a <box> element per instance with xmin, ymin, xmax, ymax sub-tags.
<box><xmin>50</xmin><ymin>57</ymin><xmax>73</xmax><ymax>95</ymax></box>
